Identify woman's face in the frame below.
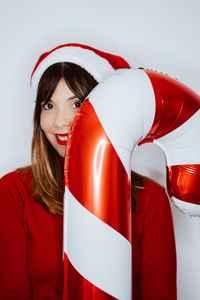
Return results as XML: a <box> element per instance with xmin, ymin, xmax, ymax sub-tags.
<box><xmin>40</xmin><ymin>78</ymin><xmax>82</xmax><ymax>157</ymax></box>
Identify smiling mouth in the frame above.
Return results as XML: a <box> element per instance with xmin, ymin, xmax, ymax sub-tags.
<box><xmin>55</xmin><ymin>134</ymin><xmax>68</xmax><ymax>145</ymax></box>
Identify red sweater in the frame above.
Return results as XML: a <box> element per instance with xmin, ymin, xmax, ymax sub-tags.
<box><xmin>0</xmin><ymin>170</ymin><xmax>177</xmax><ymax>300</ymax></box>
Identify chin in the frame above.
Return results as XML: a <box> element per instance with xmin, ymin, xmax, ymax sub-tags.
<box><xmin>59</xmin><ymin>153</ymin><xmax>65</xmax><ymax>158</ymax></box>
<box><xmin>49</xmin><ymin>140</ymin><xmax>66</xmax><ymax>158</ymax></box>
<box><xmin>57</xmin><ymin>148</ymin><xmax>66</xmax><ymax>158</ymax></box>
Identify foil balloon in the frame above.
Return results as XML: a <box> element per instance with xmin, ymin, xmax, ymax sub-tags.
<box><xmin>63</xmin><ymin>68</ymin><xmax>200</xmax><ymax>299</ymax></box>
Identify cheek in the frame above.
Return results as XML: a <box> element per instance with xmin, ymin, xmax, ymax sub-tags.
<box><xmin>70</xmin><ymin>111</ymin><xmax>77</xmax><ymax>123</ymax></box>
<box><xmin>68</xmin><ymin>108</ymin><xmax>80</xmax><ymax>124</ymax></box>
<box><xmin>40</xmin><ymin>112</ymin><xmax>50</xmax><ymax>133</ymax></box>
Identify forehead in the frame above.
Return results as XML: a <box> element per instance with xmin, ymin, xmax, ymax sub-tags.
<box><xmin>51</xmin><ymin>78</ymin><xmax>76</xmax><ymax>101</ymax></box>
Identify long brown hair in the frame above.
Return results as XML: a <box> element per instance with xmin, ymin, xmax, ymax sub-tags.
<box><xmin>31</xmin><ymin>62</ymin><xmax>98</xmax><ymax>215</ymax></box>
<box><xmin>19</xmin><ymin>62</ymin><xmax>145</xmax><ymax>215</ymax></box>
<box><xmin>131</xmin><ymin>171</ymin><xmax>145</xmax><ymax>211</ymax></box>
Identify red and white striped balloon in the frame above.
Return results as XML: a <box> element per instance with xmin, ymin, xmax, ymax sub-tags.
<box><xmin>63</xmin><ymin>68</ymin><xmax>200</xmax><ymax>299</ymax></box>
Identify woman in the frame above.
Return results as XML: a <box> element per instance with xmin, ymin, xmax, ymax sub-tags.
<box><xmin>0</xmin><ymin>43</ymin><xmax>177</xmax><ymax>299</ymax></box>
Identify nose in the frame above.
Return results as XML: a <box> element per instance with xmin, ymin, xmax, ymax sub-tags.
<box><xmin>54</xmin><ymin>108</ymin><xmax>72</xmax><ymax>129</ymax></box>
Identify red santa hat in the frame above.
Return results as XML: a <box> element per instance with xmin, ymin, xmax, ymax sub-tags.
<box><xmin>31</xmin><ymin>43</ymin><xmax>131</xmax><ymax>89</ymax></box>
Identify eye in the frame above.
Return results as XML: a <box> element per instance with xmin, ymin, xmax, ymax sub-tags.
<box><xmin>41</xmin><ymin>102</ymin><xmax>54</xmax><ymax>110</ymax></box>
<box><xmin>72</xmin><ymin>100</ymin><xmax>82</xmax><ymax>109</ymax></box>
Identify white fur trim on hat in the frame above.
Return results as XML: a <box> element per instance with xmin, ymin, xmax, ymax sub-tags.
<box><xmin>31</xmin><ymin>46</ymin><xmax>116</xmax><ymax>90</ymax></box>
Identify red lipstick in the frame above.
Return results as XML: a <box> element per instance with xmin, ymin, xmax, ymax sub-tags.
<box><xmin>55</xmin><ymin>133</ymin><xmax>68</xmax><ymax>146</ymax></box>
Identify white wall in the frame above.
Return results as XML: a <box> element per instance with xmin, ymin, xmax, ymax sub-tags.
<box><xmin>1</xmin><ymin>1</ymin><xmax>200</xmax><ymax>299</ymax></box>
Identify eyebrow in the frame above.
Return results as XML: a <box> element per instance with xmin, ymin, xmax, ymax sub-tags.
<box><xmin>47</xmin><ymin>95</ymin><xmax>79</xmax><ymax>103</ymax></box>
<box><xmin>68</xmin><ymin>96</ymin><xmax>78</xmax><ymax>100</ymax></box>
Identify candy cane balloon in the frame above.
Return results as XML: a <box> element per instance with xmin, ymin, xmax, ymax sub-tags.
<box><xmin>31</xmin><ymin>43</ymin><xmax>131</xmax><ymax>300</ymax></box>
<box><xmin>63</xmin><ymin>68</ymin><xmax>200</xmax><ymax>299</ymax></box>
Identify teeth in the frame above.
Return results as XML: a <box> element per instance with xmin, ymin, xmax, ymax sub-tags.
<box><xmin>57</xmin><ymin>135</ymin><xmax>68</xmax><ymax>141</ymax></box>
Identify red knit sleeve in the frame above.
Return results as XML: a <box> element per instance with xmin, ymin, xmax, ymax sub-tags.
<box><xmin>0</xmin><ymin>171</ymin><xmax>32</xmax><ymax>299</ymax></box>
<box><xmin>135</xmin><ymin>180</ymin><xmax>177</xmax><ymax>300</ymax></box>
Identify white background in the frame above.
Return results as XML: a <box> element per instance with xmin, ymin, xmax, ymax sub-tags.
<box><xmin>0</xmin><ymin>1</ymin><xmax>200</xmax><ymax>299</ymax></box>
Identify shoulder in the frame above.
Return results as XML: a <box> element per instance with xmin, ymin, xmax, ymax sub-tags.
<box><xmin>0</xmin><ymin>167</ymin><xmax>33</xmax><ymax>198</ymax></box>
<box><xmin>143</xmin><ymin>178</ymin><xmax>166</xmax><ymax>198</ymax></box>
<box><xmin>136</xmin><ymin>177</ymin><xmax>168</xmax><ymax>204</ymax></box>
<box><xmin>135</xmin><ymin>178</ymin><xmax>172</xmax><ymax>223</ymax></box>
